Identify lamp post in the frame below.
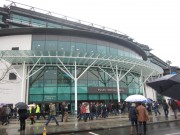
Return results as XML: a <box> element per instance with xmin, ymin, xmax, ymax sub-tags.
<box><xmin>166</xmin><ymin>60</ymin><xmax>172</xmax><ymax>74</ymax></box>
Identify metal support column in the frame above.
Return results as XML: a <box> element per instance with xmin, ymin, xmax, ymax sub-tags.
<box><xmin>21</xmin><ymin>61</ymin><xmax>25</xmax><ymax>102</ymax></box>
<box><xmin>116</xmin><ymin>65</ymin><xmax>120</xmax><ymax>103</ymax></box>
<box><xmin>74</xmin><ymin>61</ymin><xmax>78</xmax><ymax>115</ymax></box>
<box><xmin>140</xmin><ymin>70</ymin><xmax>146</xmax><ymax>97</ymax></box>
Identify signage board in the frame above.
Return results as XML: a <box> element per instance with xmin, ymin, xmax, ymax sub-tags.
<box><xmin>88</xmin><ymin>87</ymin><xmax>128</xmax><ymax>94</ymax></box>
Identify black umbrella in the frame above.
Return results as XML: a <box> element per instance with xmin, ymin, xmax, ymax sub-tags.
<box><xmin>147</xmin><ymin>73</ymin><xmax>180</xmax><ymax>100</ymax></box>
<box><xmin>15</xmin><ymin>102</ymin><xmax>28</xmax><ymax>109</ymax></box>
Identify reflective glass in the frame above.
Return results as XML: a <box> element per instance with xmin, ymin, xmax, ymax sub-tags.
<box><xmin>45</xmin><ymin>41</ymin><xmax>57</xmax><ymax>51</ymax></box>
<box><xmin>29</xmin><ymin>95</ymin><xmax>43</xmax><ymax>102</ymax></box>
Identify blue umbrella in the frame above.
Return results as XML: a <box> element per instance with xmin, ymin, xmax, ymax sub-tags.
<box><xmin>146</xmin><ymin>98</ymin><xmax>153</xmax><ymax>104</ymax></box>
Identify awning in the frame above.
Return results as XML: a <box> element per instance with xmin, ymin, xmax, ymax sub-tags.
<box><xmin>0</xmin><ymin>50</ymin><xmax>163</xmax><ymax>76</ymax></box>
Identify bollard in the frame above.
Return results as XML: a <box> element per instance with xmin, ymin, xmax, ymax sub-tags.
<box><xmin>43</xmin><ymin>127</ymin><xmax>46</xmax><ymax>135</ymax></box>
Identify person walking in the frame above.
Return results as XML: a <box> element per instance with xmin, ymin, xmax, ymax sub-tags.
<box><xmin>35</xmin><ymin>104</ymin><xmax>40</xmax><ymax>120</ymax></box>
<box><xmin>129</xmin><ymin>103</ymin><xmax>138</xmax><ymax>135</ymax></box>
<box><xmin>64</xmin><ymin>104</ymin><xmax>69</xmax><ymax>122</ymax></box>
<box><xmin>162</xmin><ymin>99</ymin><xmax>169</xmax><ymax>118</ymax></box>
<box><xmin>40</xmin><ymin>104</ymin><xmax>46</xmax><ymax>120</ymax></box>
<box><xmin>1</xmin><ymin>105</ymin><xmax>8</xmax><ymax>125</ymax></box>
<box><xmin>61</xmin><ymin>102</ymin><xmax>65</xmax><ymax>122</ymax></box>
<box><xmin>169</xmin><ymin>99</ymin><xmax>178</xmax><ymax>119</ymax></box>
<box><xmin>18</xmin><ymin>107</ymin><xmax>28</xmax><ymax>131</ymax></box>
<box><xmin>153</xmin><ymin>101</ymin><xmax>161</xmax><ymax>116</ymax></box>
<box><xmin>45</xmin><ymin>103</ymin><xmax>59</xmax><ymax>126</ymax></box>
<box><xmin>136</xmin><ymin>102</ymin><xmax>149</xmax><ymax>135</ymax></box>
<box><xmin>29</xmin><ymin>106</ymin><xmax>36</xmax><ymax>125</ymax></box>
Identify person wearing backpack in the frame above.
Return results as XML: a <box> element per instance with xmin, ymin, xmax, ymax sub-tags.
<box><xmin>129</xmin><ymin>103</ymin><xmax>138</xmax><ymax>135</ymax></box>
<box><xmin>45</xmin><ymin>103</ymin><xmax>59</xmax><ymax>126</ymax></box>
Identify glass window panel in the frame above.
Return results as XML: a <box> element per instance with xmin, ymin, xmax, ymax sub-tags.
<box><xmin>78</xmin><ymin>80</ymin><xmax>87</xmax><ymax>86</ymax></box>
<box><xmin>97</xmin><ymin>45</ymin><xmax>106</xmax><ymax>54</ymax></box>
<box><xmin>77</xmin><ymin>87</ymin><xmax>87</xmax><ymax>93</ymax></box>
<box><xmin>58</xmin><ymin>94</ymin><xmax>70</xmax><ymax>100</ymax></box>
<box><xmin>78</xmin><ymin>94</ymin><xmax>87</xmax><ymax>100</ymax></box>
<box><xmin>47</xmin><ymin>22</ymin><xmax>62</xmax><ymax>28</ymax></box>
<box><xmin>44</xmin><ymin>95</ymin><xmax>57</xmax><ymax>101</ymax></box>
<box><xmin>100</xmin><ymin>94</ymin><xmax>109</xmax><ymax>100</ymax></box>
<box><xmin>29</xmin><ymin>88</ymin><xmax>43</xmax><ymax>94</ymax></box>
<box><xmin>89</xmin><ymin>94</ymin><xmax>99</xmax><ymax>100</ymax></box>
<box><xmin>44</xmin><ymin>80</ymin><xmax>57</xmax><ymax>87</ymax></box>
<box><xmin>76</xmin><ymin>43</ymin><xmax>86</xmax><ymax>52</ymax></box>
<box><xmin>44</xmin><ymin>70</ymin><xmax>57</xmax><ymax>79</ymax></box>
<box><xmin>58</xmin><ymin>87</ymin><xmax>71</xmax><ymax>93</ymax></box>
<box><xmin>121</xmin><ymin>94</ymin><xmax>127</xmax><ymax>100</ymax></box>
<box><xmin>29</xmin><ymin>95</ymin><xmax>43</xmax><ymax>102</ymax></box>
<box><xmin>44</xmin><ymin>87</ymin><xmax>57</xmax><ymax>94</ymax></box>
<box><xmin>110</xmin><ymin>48</ymin><xmax>118</xmax><ymax>56</ymax></box>
<box><xmin>129</xmin><ymin>88</ymin><xmax>135</xmax><ymax>94</ymax></box>
<box><xmin>31</xmin><ymin>18</ymin><xmax>46</xmax><ymax>27</ymax></box>
<box><xmin>45</xmin><ymin>41</ymin><xmax>57</xmax><ymax>51</ymax></box>
<box><xmin>113</xmin><ymin>94</ymin><xmax>118</xmax><ymax>100</ymax></box>
<box><xmin>31</xmin><ymin>80</ymin><xmax>44</xmax><ymax>87</ymax></box>
<box><xmin>71</xmin><ymin>94</ymin><xmax>75</xmax><ymax>100</ymax></box>
<box><xmin>58</xmin><ymin>41</ymin><xmax>71</xmax><ymax>51</ymax></box>
<box><xmin>87</xmin><ymin>44</ymin><xmax>97</xmax><ymax>53</ymax></box>
<box><xmin>88</xmin><ymin>80</ymin><xmax>98</xmax><ymax>86</ymax></box>
<box><xmin>32</xmin><ymin>41</ymin><xmax>45</xmax><ymax>51</ymax></box>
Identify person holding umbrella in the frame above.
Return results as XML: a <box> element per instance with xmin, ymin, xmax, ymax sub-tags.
<box><xmin>15</xmin><ymin>102</ymin><xmax>28</xmax><ymax>132</ymax></box>
<box><xmin>128</xmin><ymin>103</ymin><xmax>138</xmax><ymax>135</ymax></box>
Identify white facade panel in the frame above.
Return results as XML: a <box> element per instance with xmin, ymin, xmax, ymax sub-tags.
<box><xmin>0</xmin><ymin>65</ymin><xmax>27</xmax><ymax>107</ymax></box>
<box><xmin>0</xmin><ymin>35</ymin><xmax>32</xmax><ymax>50</ymax></box>
<box><xmin>145</xmin><ymin>85</ymin><xmax>157</xmax><ymax>101</ymax></box>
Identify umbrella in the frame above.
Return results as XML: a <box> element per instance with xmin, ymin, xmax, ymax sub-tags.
<box><xmin>146</xmin><ymin>98</ymin><xmax>153</xmax><ymax>104</ymax></box>
<box><xmin>0</xmin><ymin>103</ymin><xmax>6</xmax><ymax>107</ymax></box>
<box><xmin>15</xmin><ymin>102</ymin><xmax>28</xmax><ymax>109</ymax></box>
<box><xmin>125</xmin><ymin>94</ymin><xmax>147</xmax><ymax>102</ymax></box>
<box><xmin>147</xmin><ymin>73</ymin><xmax>180</xmax><ymax>100</ymax></box>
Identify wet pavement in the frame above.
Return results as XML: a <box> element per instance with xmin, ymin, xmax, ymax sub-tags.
<box><xmin>1</xmin><ymin>111</ymin><xmax>180</xmax><ymax>135</ymax></box>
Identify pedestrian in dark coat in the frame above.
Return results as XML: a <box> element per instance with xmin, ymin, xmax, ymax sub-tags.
<box><xmin>18</xmin><ymin>108</ymin><xmax>28</xmax><ymax>131</ymax></box>
<box><xmin>169</xmin><ymin>99</ymin><xmax>178</xmax><ymax>119</ymax></box>
<box><xmin>129</xmin><ymin>103</ymin><xmax>138</xmax><ymax>135</ymax></box>
<box><xmin>162</xmin><ymin>99</ymin><xmax>169</xmax><ymax>118</ymax></box>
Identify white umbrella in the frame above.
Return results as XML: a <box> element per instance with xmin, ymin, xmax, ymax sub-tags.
<box><xmin>125</xmin><ymin>94</ymin><xmax>147</xmax><ymax>102</ymax></box>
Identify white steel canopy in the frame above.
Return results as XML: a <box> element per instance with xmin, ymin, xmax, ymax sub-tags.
<box><xmin>0</xmin><ymin>50</ymin><xmax>163</xmax><ymax>76</ymax></box>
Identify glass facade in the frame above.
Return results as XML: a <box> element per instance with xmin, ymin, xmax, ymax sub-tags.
<box><xmin>29</xmin><ymin>66</ymin><xmax>142</xmax><ymax>103</ymax></box>
<box><xmin>32</xmin><ymin>35</ymin><xmax>142</xmax><ymax>59</ymax></box>
<box><xmin>10</xmin><ymin>13</ymin><xmax>74</xmax><ymax>29</ymax></box>
<box><xmin>29</xmin><ymin>34</ymin><xmax>143</xmax><ymax>108</ymax></box>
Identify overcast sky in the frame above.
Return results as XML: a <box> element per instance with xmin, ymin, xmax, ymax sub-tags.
<box><xmin>1</xmin><ymin>0</ymin><xmax>180</xmax><ymax>67</ymax></box>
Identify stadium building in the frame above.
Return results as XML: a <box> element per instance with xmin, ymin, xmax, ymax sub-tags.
<box><xmin>0</xmin><ymin>2</ymin><xmax>165</xmax><ymax>113</ymax></box>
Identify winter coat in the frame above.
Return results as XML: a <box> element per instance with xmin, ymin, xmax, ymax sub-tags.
<box><xmin>49</xmin><ymin>103</ymin><xmax>56</xmax><ymax>116</ymax></box>
<box><xmin>129</xmin><ymin>106</ymin><xmax>137</xmax><ymax>120</ymax></box>
<box><xmin>136</xmin><ymin>105</ymin><xmax>149</xmax><ymax>122</ymax></box>
<box><xmin>162</xmin><ymin>101</ymin><xmax>169</xmax><ymax>110</ymax></box>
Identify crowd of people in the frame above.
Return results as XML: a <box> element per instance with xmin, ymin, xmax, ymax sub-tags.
<box><xmin>0</xmin><ymin>99</ymin><xmax>179</xmax><ymax>133</ymax></box>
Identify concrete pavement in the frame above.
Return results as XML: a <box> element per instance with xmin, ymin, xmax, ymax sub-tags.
<box><xmin>0</xmin><ymin>111</ymin><xmax>180</xmax><ymax>135</ymax></box>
